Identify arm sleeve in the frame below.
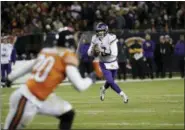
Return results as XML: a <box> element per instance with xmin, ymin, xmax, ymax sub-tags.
<box><xmin>66</xmin><ymin>65</ymin><xmax>93</xmax><ymax>92</ymax></box>
<box><xmin>11</xmin><ymin>48</ymin><xmax>16</xmax><ymax>64</ymax></box>
<box><xmin>87</xmin><ymin>42</ymin><xmax>94</xmax><ymax>56</ymax></box>
<box><xmin>8</xmin><ymin>59</ymin><xmax>36</xmax><ymax>81</ymax></box>
<box><xmin>88</xmin><ymin>35</ymin><xmax>97</xmax><ymax>56</ymax></box>
<box><xmin>110</xmin><ymin>40</ymin><xmax>118</xmax><ymax>57</ymax></box>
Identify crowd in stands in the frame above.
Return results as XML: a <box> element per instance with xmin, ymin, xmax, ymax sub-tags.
<box><xmin>2</xmin><ymin>1</ymin><xmax>185</xmax><ymax>36</ymax></box>
<box><xmin>1</xmin><ymin>1</ymin><xmax>185</xmax><ymax>80</ymax></box>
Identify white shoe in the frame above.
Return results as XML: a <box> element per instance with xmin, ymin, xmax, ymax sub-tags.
<box><xmin>123</xmin><ymin>96</ymin><xmax>129</xmax><ymax>104</ymax></box>
<box><xmin>100</xmin><ymin>86</ymin><xmax>105</xmax><ymax>101</ymax></box>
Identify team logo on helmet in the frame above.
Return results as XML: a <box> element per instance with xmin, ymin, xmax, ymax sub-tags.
<box><xmin>96</xmin><ymin>22</ymin><xmax>108</xmax><ymax>39</ymax></box>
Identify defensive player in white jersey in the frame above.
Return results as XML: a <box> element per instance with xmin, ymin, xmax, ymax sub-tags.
<box><xmin>88</xmin><ymin>22</ymin><xmax>128</xmax><ymax>103</ymax></box>
<box><xmin>3</xmin><ymin>27</ymin><xmax>97</xmax><ymax>130</ymax></box>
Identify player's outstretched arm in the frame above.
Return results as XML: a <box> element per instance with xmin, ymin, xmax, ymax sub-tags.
<box><xmin>66</xmin><ymin>65</ymin><xmax>96</xmax><ymax>92</ymax></box>
<box><xmin>8</xmin><ymin>59</ymin><xmax>36</xmax><ymax>82</ymax></box>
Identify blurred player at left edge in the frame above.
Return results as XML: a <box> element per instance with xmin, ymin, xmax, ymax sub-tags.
<box><xmin>3</xmin><ymin>27</ymin><xmax>98</xmax><ymax>130</ymax></box>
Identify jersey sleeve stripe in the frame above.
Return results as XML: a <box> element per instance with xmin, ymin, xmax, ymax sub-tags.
<box><xmin>110</xmin><ymin>38</ymin><xmax>118</xmax><ymax>44</ymax></box>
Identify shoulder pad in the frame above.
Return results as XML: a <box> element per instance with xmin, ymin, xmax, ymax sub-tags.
<box><xmin>109</xmin><ymin>34</ymin><xmax>116</xmax><ymax>39</ymax></box>
<box><xmin>109</xmin><ymin>34</ymin><xmax>117</xmax><ymax>44</ymax></box>
<box><xmin>63</xmin><ymin>51</ymin><xmax>79</xmax><ymax>66</ymax></box>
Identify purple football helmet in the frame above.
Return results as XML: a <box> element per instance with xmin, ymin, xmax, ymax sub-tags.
<box><xmin>95</xmin><ymin>22</ymin><xmax>108</xmax><ymax>39</ymax></box>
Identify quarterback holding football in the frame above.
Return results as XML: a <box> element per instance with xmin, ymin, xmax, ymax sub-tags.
<box><xmin>88</xmin><ymin>22</ymin><xmax>129</xmax><ymax>103</ymax></box>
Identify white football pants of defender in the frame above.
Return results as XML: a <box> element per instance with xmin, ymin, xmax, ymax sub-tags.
<box><xmin>4</xmin><ymin>85</ymin><xmax>73</xmax><ymax>129</ymax></box>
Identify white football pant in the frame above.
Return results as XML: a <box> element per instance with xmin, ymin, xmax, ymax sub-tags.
<box><xmin>4</xmin><ymin>87</ymin><xmax>73</xmax><ymax>129</ymax></box>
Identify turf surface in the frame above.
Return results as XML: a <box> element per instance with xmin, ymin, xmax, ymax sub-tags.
<box><xmin>1</xmin><ymin>79</ymin><xmax>184</xmax><ymax>129</ymax></box>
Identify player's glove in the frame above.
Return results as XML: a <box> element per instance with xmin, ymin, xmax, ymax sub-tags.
<box><xmin>89</xmin><ymin>72</ymin><xmax>97</xmax><ymax>83</ymax></box>
<box><xmin>4</xmin><ymin>78</ymin><xmax>12</xmax><ymax>88</ymax></box>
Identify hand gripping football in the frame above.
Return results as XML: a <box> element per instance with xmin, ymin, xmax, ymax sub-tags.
<box><xmin>93</xmin><ymin>44</ymin><xmax>100</xmax><ymax>57</ymax></box>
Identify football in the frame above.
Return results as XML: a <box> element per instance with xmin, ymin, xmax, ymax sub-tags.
<box><xmin>93</xmin><ymin>44</ymin><xmax>100</xmax><ymax>57</ymax></box>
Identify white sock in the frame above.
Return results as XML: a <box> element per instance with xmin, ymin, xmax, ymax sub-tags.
<box><xmin>101</xmin><ymin>86</ymin><xmax>106</xmax><ymax>93</ymax></box>
<box><xmin>119</xmin><ymin>91</ymin><xmax>127</xmax><ymax>98</ymax></box>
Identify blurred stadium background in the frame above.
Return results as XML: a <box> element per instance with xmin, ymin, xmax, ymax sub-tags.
<box><xmin>1</xmin><ymin>1</ymin><xmax>184</xmax><ymax>129</ymax></box>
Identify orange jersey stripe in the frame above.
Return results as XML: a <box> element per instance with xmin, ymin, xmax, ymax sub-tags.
<box><xmin>9</xmin><ymin>96</ymin><xmax>27</xmax><ymax>130</ymax></box>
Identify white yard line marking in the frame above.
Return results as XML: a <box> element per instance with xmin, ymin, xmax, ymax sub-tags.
<box><xmin>171</xmin><ymin>110</ymin><xmax>185</xmax><ymax>113</ymax></box>
<box><xmin>161</xmin><ymin>95</ymin><xmax>184</xmax><ymax>97</ymax></box>
<box><xmin>2</xmin><ymin>99</ymin><xmax>184</xmax><ymax>106</ymax></box>
<box><xmin>71</xmin><ymin>100</ymin><xmax>183</xmax><ymax>103</ymax></box>
<box><xmin>1</xmin><ymin>122</ymin><xmax>184</xmax><ymax>126</ymax></box>
<box><xmin>58</xmin><ymin>94</ymin><xmax>184</xmax><ymax>98</ymax></box>
<box><xmin>1</xmin><ymin>95</ymin><xmax>7</xmax><ymax>97</ymax></box>
<box><xmin>1</xmin><ymin>94</ymin><xmax>183</xmax><ymax>98</ymax></box>
<box><xmin>1</xmin><ymin>109</ymin><xmax>184</xmax><ymax>114</ymax></box>
<box><xmin>76</xmin><ymin>110</ymin><xmax>184</xmax><ymax>114</ymax></box>
<box><xmin>10</xmin><ymin>77</ymin><xmax>183</xmax><ymax>88</ymax></box>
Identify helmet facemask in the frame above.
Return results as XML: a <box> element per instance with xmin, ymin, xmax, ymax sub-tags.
<box><xmin>96</xmin><ymin>30</ymin><xmax>106</xmax><ymax>39</ymax></box>
<box><xmin>96</xmin><ymin>23</ymin><xmax>108</xmax><ymax>39</ymax></box>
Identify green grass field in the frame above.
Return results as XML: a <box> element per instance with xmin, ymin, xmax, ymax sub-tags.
<box><xmin>1</xmin><ymin>79</ymin><xmax>184</xmax><ymax>129</ymax></box>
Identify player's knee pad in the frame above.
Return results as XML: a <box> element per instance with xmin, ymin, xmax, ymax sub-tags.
<box><xmin>63</xmin><ymin>101</ymin><xmax>73</xmax><ymax>113</ymax></box>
